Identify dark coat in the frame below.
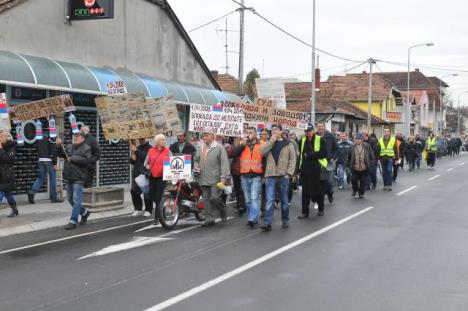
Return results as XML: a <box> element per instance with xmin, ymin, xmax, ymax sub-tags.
<box><xmin>0</xmin><ymin>140</ymin><xmax>16</xmax><ymax>192</ymax></box>
<box><xmin>299</xmin><ymin>135</ymin><xmax>328</xmax><ymax>196</ymax></box>
<box><xmin>84</xmin><ymin>134</ymin><xmax>100</xmax><ymax>168</ymax></box>
<box><xmin>130</xmin><ymin>142</ymin><xmax>151</xmax><ymax>179</ymax></box>
<box><xmin>35</xmin><ymin>136</ymin><xmax>57</xmax><ymax>165</ymax></box>
<box><xmin>346</xmin><ymin>142</ymin><xmax>375</xmax><ymax>172</ymax></box>
<box><xmin>169</xmin><ymin>141</ymin><xmax>196</xmax><ymax>158</ymax></box>
<box><xmin>58</xmin><ymin>142</ymin><xmax>91</xmax><ymax>183</ymax></box>
<box><xmin>405</xmin><ymin>142</ymin><xmax>419</xmax><ymax>161</ymax></box>
<box><xmin>320</xmin><ymin>130</ymin><xmax>338</xmax><ymax>161</ymax></box>
<box><xmin>336</xmin><ymin>140</ymin><xmax>352</xmax><ymax>165</ymax></box>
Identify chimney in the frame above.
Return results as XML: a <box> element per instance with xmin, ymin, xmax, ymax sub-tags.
<box><xmin>415</xmin><ymin>68</ymin><xmax>420</xmax><ymax>72</ymax></box>
<box><xmin>211</xmin><ymin>70</ymin><xmax>219</xmax><ymax>79</ymax></box>
<box><xmin>315</xmin><ymin>68</ymin><xmax>321</xmax><ymax>89</ymax></box>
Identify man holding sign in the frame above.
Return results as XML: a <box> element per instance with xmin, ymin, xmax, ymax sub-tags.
<box><xmin>193</xmin><ymin>132</ymin><xmax>230</xmax><ymax>227</ymax></box>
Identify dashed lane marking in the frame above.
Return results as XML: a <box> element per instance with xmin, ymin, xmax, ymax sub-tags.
<box><xmin>396</xmin><ymin>186</ymin><xmax>418</xmax><ymax>196</ymax></box>
<box><xmin>447</xmin><ymin>168</ymin><xmax>454</xmax><ymax>171</ymax></box>
<box><xmin>428</xmin><ymin>175</ymin><xmax>440</xmax><ymax>181</ymax></box>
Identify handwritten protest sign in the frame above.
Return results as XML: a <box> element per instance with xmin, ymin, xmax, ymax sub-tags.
<box><xmin>106</xmin><ymin>81</ymin><xmax>127</xmax><ymax>96</ymax></box>
<box><xmin>189</xmin><ymin>103</ymin><xmax>244</xmax><ymax>137</ymax></box>
<box><xmin>0</xmin><ymin>93</ymin><xmax>10</xmax><ymax>131</ymax></box>
<box><xmin>95</xmin><ymin>93</ymin><xmax>183</xmax><ymax>140</ymax></box>
<box><xmin>163</xmin><ymin>155</ymin><xmax>192</xmax><ymax>181</ymax></box>
<box><xmin>9</xmin><ymin>95</ymin><xmax>76</xmax><ymax>123</ymax></box>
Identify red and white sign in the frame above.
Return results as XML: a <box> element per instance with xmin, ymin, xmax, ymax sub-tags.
<box><xmin>106</xmin><ymin>81</ymin><xmax>127</xmax><ymax>96</ymax></box>
<box><xmin>0</xmin><ymin>93</ymin><xmax>11</xmax><ymax>131</ymax></box>
<box><xmin>385</xmin><ymin>111</ymin><xmax>402</xmax><ymax>123</ymax></box>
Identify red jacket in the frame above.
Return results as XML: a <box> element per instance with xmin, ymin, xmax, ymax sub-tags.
<box><xmin>147</xmin><ymin>147</ymin><xmax>169</xmax><ymax>178</ymax></box>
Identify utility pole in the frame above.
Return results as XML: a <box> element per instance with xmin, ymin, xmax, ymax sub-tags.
<box><xmin>223</xmin><ymin>19</ymin><xmax>229</xmax><ymax>74</ymax></box>
<box><xmin>367</xmin><ymin>58</ymin><xmax>375</xmax><ymax>131</ymax></box>
<box><xmin>310</xmin><ymin>0</ymin><xmax>316</xmax><ymax>125</ymax></box>
<box><xmin>238</xmin><ymin>0</ymin><xmax>245</xmax><ymax>94</ymax></box>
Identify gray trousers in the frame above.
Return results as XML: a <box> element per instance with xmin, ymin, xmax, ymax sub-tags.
<box><xmin>202</xmin><ymin>185</ymin><xmax>226</xmax><ymax>222</ymax></box>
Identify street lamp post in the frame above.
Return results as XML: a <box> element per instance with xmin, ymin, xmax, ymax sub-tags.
<box><xmin>438</xmin><ymin>73</ymin><xmax>458</xmax><ymax>136</ymax></box>
<box><xmin>457</xmin><ymin>91</ymin><xmax>468</xmax><ymax>137</ymax></box>
<box><xmin>406</xmin><ymin>42</ymin><xmax>434</xmax><ymax>137</ymax></box>
<box><xmin>310</xmin><ymin>0</ymin><xmax>316</xmax><ymax>125</ymax></box>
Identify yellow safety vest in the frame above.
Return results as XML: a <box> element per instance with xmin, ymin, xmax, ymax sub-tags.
<box><xmin>378</xmin><ymin>137</ymin><xmax>396</xmax><ymax>157</ymax></box>
<box><xmin>426</xmin><ymin>137</ymin><xmax>437</xmax><ymax>153</ymax></box>
<box><xmin>300</xmin><ymin>136</ymin><xmax>328</xmax><ymax>169</ymax></box>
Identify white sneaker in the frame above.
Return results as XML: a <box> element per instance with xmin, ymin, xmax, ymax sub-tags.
<box><xmin>131</xmin><ymin>211</ymin><xmax>143</xmax><ymax>217</ymax></box>
<box><xmin>143</xmin><ymin>211</ymin><xmax>152</xmax><ymax>217</ymax></box>
<box><xmin>313</xmin><ymin>203</ymin><xmax>319</xmax><ymax>210</ymax></box>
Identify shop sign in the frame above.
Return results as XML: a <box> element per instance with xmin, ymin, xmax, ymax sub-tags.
<box><xmin>385</xmin><ymin>111</ymin><xmax>402</xmax><ymax>123</ymax></box>
<box><xmin>69</xmin><ymin>0</ymin><xmax>114</xmax><ymax>21</ymax></box>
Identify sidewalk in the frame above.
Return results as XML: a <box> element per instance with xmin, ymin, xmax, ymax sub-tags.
<box><xmin>0</xmin><ymin>192</ymin><xmax>134</xmax><ymax>238</ymax></box>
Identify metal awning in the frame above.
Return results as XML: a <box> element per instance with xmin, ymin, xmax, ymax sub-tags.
<box><xmin>0</xmin><ymin>50</ymin><xmax>239</xmax><ymax>105</ymax></box>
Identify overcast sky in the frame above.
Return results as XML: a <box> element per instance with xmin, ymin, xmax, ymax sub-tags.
<box><xmin>169</xmin><ymin>0</ymin><xmax>468</xmax><ymax>105</ymax></box>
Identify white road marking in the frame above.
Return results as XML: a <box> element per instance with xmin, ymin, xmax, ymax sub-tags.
<box><xmin>0</xmin><ymin>220</ymin><xmax>153</xmax><ymax>256</ymax></box>
<box><xmin>396</xmin><ymin>186</ymin><xmax>418</xmax><ymax>196</ymax></box>
<box><xmin>428</xmin><ymin>175</ymin><xmax>440</xmax><ymax>181</ymax></box>
<box><xmin>78</xmin><ymin>217</ymin><xmax>236</xmax><ymax>260</ymax></box>
<box><xmin>142</xmin><ymin>207</ymin><xmax>375</xmax><ymax>311</ymax></box>
<box><xmin>134</xmin><ymin>224</ymin><xmax>162</xmax><ymax>233</ymax></box>
<box><xmin>447</xmin><ymin>168</ymin><xmax>454</xmax><ymax>171</ymax></box>
<box><xmin>460</xmin><ymin>162</ymin><xmax>465</xmax><ymax>166</ymax></box>
<box><xmin>77</xmin><ymin>237</ymin><xmax>173</xmax><ymax>260</ymax></box>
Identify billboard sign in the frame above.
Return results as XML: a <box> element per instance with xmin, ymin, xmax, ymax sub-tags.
<box><xmin>69</xmin><ymin>0</ymin><xmax>114</xmax><ymax>21</ymax></box>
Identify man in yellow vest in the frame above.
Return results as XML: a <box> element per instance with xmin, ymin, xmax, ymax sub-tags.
<box><xmin>426</xmin><ymin>132</ymin><xmax>437</xmax><ymax>169</ymax></box>
<box><xmin>235</xmin><ymin>127</ymin><xmax>265</xmax><ymax>228</ymax></box>
<box><xmin>378</xmin><ymin>128</ymin><xmax>399</xmax><ymax>191</ymax></box>
<box><xmin>298</xmin><ymin>123</ymin><xmax>328</xmax><ymax>217</ymax></box>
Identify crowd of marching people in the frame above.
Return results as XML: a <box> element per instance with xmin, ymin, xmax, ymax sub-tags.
<box><xmin>0</xmin><ymin>124</ymin><xmax>466</xmax><ymax>232</ymax></box>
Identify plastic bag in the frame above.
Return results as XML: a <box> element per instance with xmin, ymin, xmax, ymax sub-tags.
<box><xmin>422</xmin><ymin>150</ymin><xmax>428</xmax><ymax>161</ymax></box>
<box><xmin>135</xmin><ymin>174</ymin><xmax>150</xmax><ymax>194</ymax></box>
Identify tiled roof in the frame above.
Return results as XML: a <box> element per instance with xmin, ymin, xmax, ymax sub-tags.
<box><xmin>320</xmin><ymin>73</ymin><xmax>396</xmax><ymax>102</ymax></box>
<box><xmin>213</xmin><ymin>73</ymin><xmax>240</xmax><ymax>95</ymax></box>
<box><xmin>428</xmin><ymin>76</ymin><xmax>449</xmax><ymax>88</ymax></box>
<box><xmin>401</xmin><ymin>89</ymin><xmax>442</xmax><ymax>109</ymax></box>
<box><xmin>378</xmin><ymin>70</ymin><xmax>437</xmax><ymax>90</ymax></box>
<box><xmin>287</xmin><ymin>98</ymin><xmax>387</xmax><ymax>125</ymax></box>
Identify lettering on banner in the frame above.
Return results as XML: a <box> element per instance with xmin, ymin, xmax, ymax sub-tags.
<box><xmin>9</xmin><ymin>95</ymin><xmax>76</xmax><ymax>123</ymax></box>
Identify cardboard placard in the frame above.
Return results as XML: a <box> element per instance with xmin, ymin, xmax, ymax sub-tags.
<box><xmin>9</xmin><ymin>95</ymin><xmax>76</xmax><ymax>122</ymax></box>
<box><xmin>106</xmin><ymin>80</ymin><xmax>128</xmax><ymax>96</ymax></box>
<box><xmin>163</xmin><ymin>155</ymin><xmax>192</xmax><ymax>181</ymax></box>
<box><xmin>95</xmin><ymin>93</ymin><xmax>183</xmax><ymax>140</ymax></box>
<box><xmin>189</xmin><ymin>103</ymin><xmax>244</xmax><ymax>137</ymax></box>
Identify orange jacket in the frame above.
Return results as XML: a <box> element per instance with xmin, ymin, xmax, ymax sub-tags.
<box><xmin>240</xmin><ymin>141</ymin><xmax>264</xmax><ymax>174</ymax></box>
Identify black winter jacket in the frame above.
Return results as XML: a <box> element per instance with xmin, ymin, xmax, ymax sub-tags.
<box><xmin>84</xmin><ymin>134</ymin><xmax>100</xmax><ymax>169</ymax></box>
<box><xmin>58</xmin><ymin>142</ymin><xmax>91</xmax><ymax>183</ymax></box>
<box><xmin>35</xmin><ymin>136</ymin><xmax>57</xmax><ymax>165</ymax></box>
<box><xmin>130</xmin><ymin>142</ymin><xmax>151</xmax><ymax>178</ymax></box>
<box><xmin>0</xmin><ymin>140</ymin><xmax>16</xmax><ymax>192</ymax></box>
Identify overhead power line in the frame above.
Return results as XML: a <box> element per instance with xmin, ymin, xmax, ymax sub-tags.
<box><xmin>376</xmin><ymin>59</ymin><xmax>468</xmax><ymax>74</ymax></box>
<box><xmin>188</xmin><ymin>9</ymin><xmax>239</xmax><ymax>33</ymax></box>
<box><xmin>230</xmin><ymin>0</ymin><xmax>365</xmax><ymax>63</ymax></box>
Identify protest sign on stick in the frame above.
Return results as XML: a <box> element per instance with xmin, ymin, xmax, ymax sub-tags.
<box><xmin>189</xmin><ymin>103</ymin><xmax>244</xmax><ymax>137</ymax></box>
<box><xmin>9</xmin><ymin>95</ymin><xmax>76</xmax><ymax>123</ymax></box>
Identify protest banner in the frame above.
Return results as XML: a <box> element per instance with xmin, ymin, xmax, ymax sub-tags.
<box><xmin>0</xmin><ymin>93</ymin><xmax>10</xmax><ymax>131</ymax></box>
<box><xmin>189</xmin><ymin>103</ymin><xmax>244</xmax><ymax>137</ymax></box>
<box><xmin>269</xmin><ymin>108</ymin><xmax>311</xmax><ymax>129</ymax></box>
<box><xmin>163</xmin><ymin>155</ymin><xmax>192</xmax><ymax>181</ymax></box>
<box><xmin>95</xmin><ymin>93</ymin><xmax>183</xmax><ymax>140</ymax></box>
<box><xmin>9</xmin><ymin>95</ymin><xmax>76</xmax><ymax>123</ymax></box>
<box><xmin>255</xmin><ymin>78</ymin><xmax>297</xmax><ymax>109</ymax></box>
<box><xmin>106</xmin><ymin>80</ymin><xmax>128</xmax><ymax>96</ymax></box>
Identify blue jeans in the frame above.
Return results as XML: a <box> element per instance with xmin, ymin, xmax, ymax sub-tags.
<box><xmin>264</xmin><ymin>176</ymin><xmax>290</xmax><ymax>226</ymax></box>
<box><xmin>0</xmin><ymin>191</ymin><xmax>16</xmax><ymax>206</ymax></box>
<box><xmin>241</xmin><ymin>176</ymin><xmax>262</xmax><ymax>223</ymax></box>
<box><xmin>416</xmin><ymin>153</ymin><xmax>422</xmax><ymax>169</ymax></box>
<box><xmin>337</xmin><ymin>164</ymin><xmax>346</xmax><ymax>188</ymax></box>
<box><xmin>67</xmin><ymin>183</ymin><xmax>86</xmax><ymax>224</ymax></box>
<box><xmin>31</xmin><ymin>161</ymin><xmax>57</xmax><ymax>200</ymax></box>
<box><xmin>381</xmin><ymin>158</ymin><xmax>394</xmax><ymax>187</ymax></box>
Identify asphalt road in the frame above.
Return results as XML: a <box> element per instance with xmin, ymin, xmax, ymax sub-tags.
<box><xmin>1</xmin><ymin>154</ymin><xmax>468</xmax><ymax>311</ymax></box>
